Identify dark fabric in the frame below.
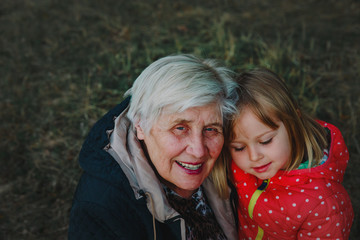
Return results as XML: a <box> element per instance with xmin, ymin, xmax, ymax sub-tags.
<box><xmin>164</xmin><ymin>186</ymin><xmax>227</xmax><ymax>240</ymax></box>
<box><xmin>68</xmin><ymin>97</ymin><xmax>182</xmax><ymax>240</ymax></box>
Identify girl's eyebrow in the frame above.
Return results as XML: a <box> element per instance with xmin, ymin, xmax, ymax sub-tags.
<box><xmin>232</xmin><ymin>129</ymin><xmax>275</xmax><ymax>142</ymax></box>
<box><xmin>254</xmin><ymin>129</ymin><xmax>275</xmax><ymax>139</ymax></box>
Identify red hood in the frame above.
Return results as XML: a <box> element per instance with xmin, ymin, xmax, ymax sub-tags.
<box><xmin>232</xmin><ymin>120</ymin><xmax>350</xmax><ymax>187</ymax></box>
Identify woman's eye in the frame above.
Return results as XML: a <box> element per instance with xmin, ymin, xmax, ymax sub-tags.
<box><xmin>260</xmin><ymin>138</ymin><xmax>272</xmax><ymax>145</ymax></box>
<box><xmin>204</xmin><ymin>127</ymin><xmax>222</xmax><ymax>137</ymax></box>
<box><xmin>173</xmin><ymin>126</ymin><xmax>188</xmax><ymax>135</ymax></box>
<box><xmin>204</xmin><ymin>127</ymin><xmax>216</xmax><ymax>132</ymax></box>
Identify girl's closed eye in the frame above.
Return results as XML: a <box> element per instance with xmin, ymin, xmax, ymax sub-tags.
<box><xmin>260</xmin><ymin>138</ymin><xmax>273</xmax><ymax>145</ymax></box>
<box><xmin>235</xmin><ymin>146</ymin><xmax>245</xmax><ymax>152</ymax></box>
<box><xmin>231</xmin><ymin>144</ymin><xmax>245</xmax><ymax>152</ymax></box>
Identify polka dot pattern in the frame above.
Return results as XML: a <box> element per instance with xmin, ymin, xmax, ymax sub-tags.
<box><xmin>232</xmin><ymin>121</ymin><xmax>353</xmax><ymax>239</ymax></box>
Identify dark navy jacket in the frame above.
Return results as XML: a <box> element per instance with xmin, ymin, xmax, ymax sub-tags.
<box><xmin>68</xmin><ymin>97</ymin><xmax>238</xmax><ymax>239</ymax></box>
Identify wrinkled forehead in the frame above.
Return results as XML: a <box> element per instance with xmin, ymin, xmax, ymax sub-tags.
<box><xmin>157</xmin><ymin>103</ymin><xmax>223</xmax><ymax>126</ymax></box>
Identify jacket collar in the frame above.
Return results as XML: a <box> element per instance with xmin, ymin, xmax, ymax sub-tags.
<box><xmin>108</xmin><ymin>107</ymin><xmax>179</xmax><ymax>221</ymax></box>
<box><xmin>108</xmin><ymin>107</ymin><xmax>238</xmax><ymax>239</ymax></box>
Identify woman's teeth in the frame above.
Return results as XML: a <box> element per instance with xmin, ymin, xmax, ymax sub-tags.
<box><xmin>176</xmin><ymin>161</ymin><xmax>202</xmax><ymax>170</ymax></box>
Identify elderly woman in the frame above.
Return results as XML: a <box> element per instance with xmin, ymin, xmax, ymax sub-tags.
<box><xmin>68</xmin><ymin>54</ymin><xmax>239</xmax><ymax>239</ymax></box>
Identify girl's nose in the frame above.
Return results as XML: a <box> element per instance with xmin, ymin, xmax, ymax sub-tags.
<box><xmin>249</xmin><ymin>146</ymin><xmax>263</xmax><ymax>162</ymax></box>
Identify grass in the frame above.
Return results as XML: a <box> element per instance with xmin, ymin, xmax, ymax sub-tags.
<box><xmin>0</xmin><ymin>0</ymin><xmax>359</xmax><ymax>239</ymax></box>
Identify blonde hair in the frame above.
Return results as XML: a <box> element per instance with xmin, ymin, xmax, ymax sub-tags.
<box><xmin>227</xmin><ymin>68</ymin><xmax>327</xmax><ymax>171</ymax></box>
<box><xmin>210</xmin><ymin>151</ymin><xmax>231</xmax><ymax>199</ymax></box>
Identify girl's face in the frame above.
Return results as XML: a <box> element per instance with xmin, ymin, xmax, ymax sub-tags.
<box><xmin>230</xmin><ymin>107</ymin><xmax>291</xmax><ymax>180</ymax></box>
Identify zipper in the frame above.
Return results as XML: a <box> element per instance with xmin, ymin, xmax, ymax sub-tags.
<box><xmin>248</xmin><ymin>179</ymin><xmax>270</xmax><ymax>240</ymax></box>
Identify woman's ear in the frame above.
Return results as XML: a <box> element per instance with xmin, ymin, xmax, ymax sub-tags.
<box><xmin>135</xmin><ymin>123</ymin><xmax>145</xmax><ymax>140</ymax></box>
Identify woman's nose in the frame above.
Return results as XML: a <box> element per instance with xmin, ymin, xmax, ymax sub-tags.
<box><xmin>187</xmin><ymin>134</ymin><xmax>206</xmax><ymax>158</ymax></box>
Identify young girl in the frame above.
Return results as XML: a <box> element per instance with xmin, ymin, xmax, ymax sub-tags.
<box><xmin>228</xmin><ymin>68</ymin><xmax>353</xmax><ymax>239</ymax></box>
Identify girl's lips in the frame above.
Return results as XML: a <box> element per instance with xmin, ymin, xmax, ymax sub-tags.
<box><xmin>253</xmin><ymin>162</ymin><xmax>271</xmax><ymax>173</ymax></box>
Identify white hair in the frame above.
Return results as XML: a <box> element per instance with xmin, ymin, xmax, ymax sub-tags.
<box><xmin>125</xmin><ymin>54</ymin><xmax>238</xmax><ymax>134</ymax></box>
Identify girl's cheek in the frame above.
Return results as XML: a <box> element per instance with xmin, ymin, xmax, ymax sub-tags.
<box><xmin>232</xmin><ymin>154</ymin><xmax>243</xmax><ymax>166</ymax></box>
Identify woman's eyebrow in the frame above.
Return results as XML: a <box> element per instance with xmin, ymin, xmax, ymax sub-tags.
<box><xmin>207</xmin><ymin>122</ymin><xmax>223</xmax><ymax>128</ymax></box>
<box><xmin>171</xmin><ymin>119</ymin><xmax>191</xmax><ymax>125</ymax></box>
<box><xmin>171</xmin><ymin>119</ymin><xmax>223</xmax><ymax>128</ymax></box>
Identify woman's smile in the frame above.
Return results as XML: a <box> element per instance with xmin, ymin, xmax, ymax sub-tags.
<box><xmin>136</xmin><ymin>103</ymin><xmax>224</xmax><ymax>198</ymax></box>
<box><xmin>175</xmin><ymin>161</ymin><xmax>203</xmax><ymax>172</ymax></box>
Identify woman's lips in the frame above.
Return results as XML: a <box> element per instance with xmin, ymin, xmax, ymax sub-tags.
<box><xmin>253</xmin><ymin>162</ymin><xmax>271</xmax><ymax>173</ymax></box>
<box><xmin>176</xmin><ymin>161</ymin><xmax>203</xmax><ymax>174</ymax></box>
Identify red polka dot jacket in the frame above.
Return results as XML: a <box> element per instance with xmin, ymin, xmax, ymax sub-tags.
<box><xmin>231</xmin><ymin>121</ymin><xmax>354</xmax><ymax>240</ymax></box>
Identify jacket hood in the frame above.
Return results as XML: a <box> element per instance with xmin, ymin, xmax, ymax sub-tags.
<box><xmin>107</xmin><ymin>108</ymin><xmax>179</xmax><ymax>221</ymax></box>
<box><xmin>78</xmin><ymin>97</ymin><xmax>178</xmax><ymax>221</ymax></box>
<box><xmin>78</xmin><ymin>97</ymin><xmax>131</xmax><ymax>189</ymax></box>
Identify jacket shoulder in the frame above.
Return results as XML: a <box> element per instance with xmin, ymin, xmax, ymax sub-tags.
<box><xmin>69</xmin><ymin>170</ymin><xmax>151</xmax><ymax>239</ymax></box>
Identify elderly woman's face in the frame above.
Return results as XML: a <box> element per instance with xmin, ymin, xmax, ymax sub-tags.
<box><xmin>136</xmin><ymin>103</ymin><xmax>224</xmax><ymax>198</ymax></box>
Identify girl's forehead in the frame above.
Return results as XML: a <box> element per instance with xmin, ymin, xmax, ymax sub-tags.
<box><xmin>233</xmin><ymin>107</ymin><xmax>280</xmax><ymax>131</ymax></box>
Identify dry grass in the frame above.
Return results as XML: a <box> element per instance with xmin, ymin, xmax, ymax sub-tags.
<box><xmin>0</xmin><ymin>0</ymin><xmax>359</xmax><ymax>239</ymax></box>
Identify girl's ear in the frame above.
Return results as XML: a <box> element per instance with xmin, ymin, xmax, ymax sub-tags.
<box><xmin>135</xmin><ymin>123</ymin><xmax>145</xmax><ymax>140</ymax></box>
